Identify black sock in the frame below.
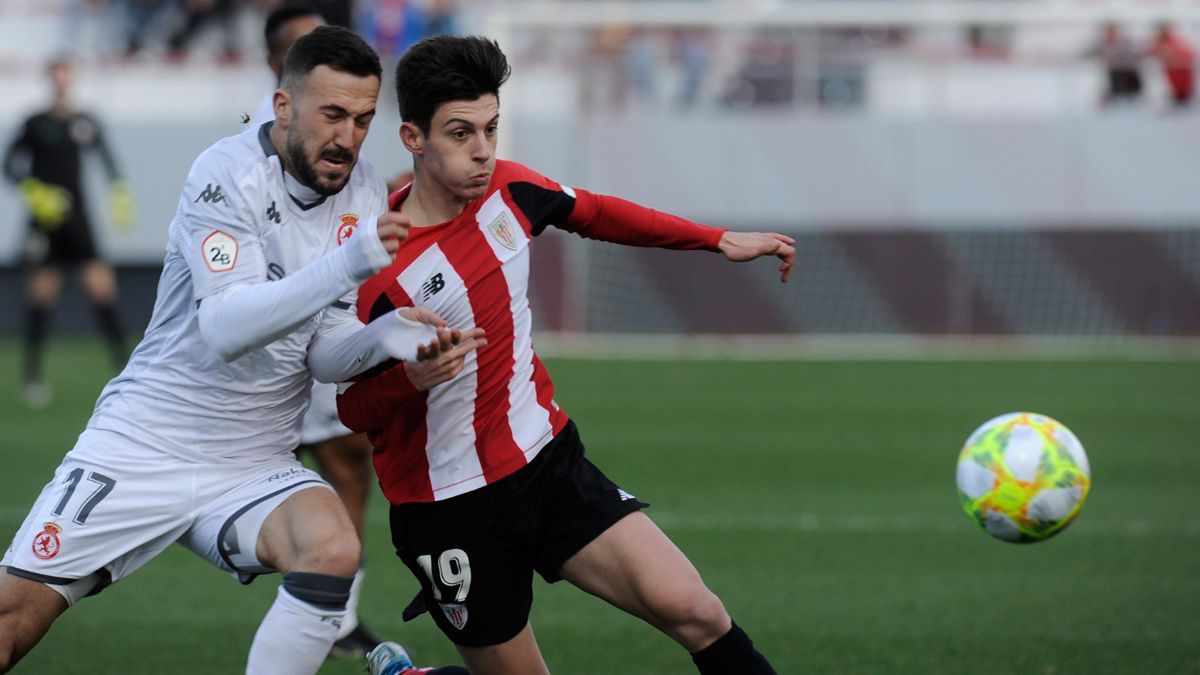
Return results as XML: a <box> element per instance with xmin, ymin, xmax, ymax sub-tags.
<box><xmin>23</xmin><ymin>305</ymin><xmax>49</xmax><ymax>384</ymax></box>
<box><xmin>691</xmin><ymin>622</ymin><xmax>776</xmax><ymax>675</ymax></box>
<box><xmin>92</xmin><ymin>302</ymin><xmax>127</xmax><ymax>371</ymax></box>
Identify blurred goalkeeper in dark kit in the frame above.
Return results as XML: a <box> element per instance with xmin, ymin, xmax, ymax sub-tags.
<box><xmin>3</xmin><ymin>57</ymin><xmax>133</xmax><ymax>408</ymax></box>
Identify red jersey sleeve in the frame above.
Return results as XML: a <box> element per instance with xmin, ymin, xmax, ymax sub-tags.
<box><xmin>336</xmin><ymin>362</ymin><xmax>423</xmax><ymax>434</ymax></box>
<box><xmin>563</xmin><ymin>188</ymin><xmax>724</xmax><ymax>251</ymax></box>
<box><xmin>498</xmin><ymin>161</ymin><xmax>725</xmax><ymax>251</ymax></box>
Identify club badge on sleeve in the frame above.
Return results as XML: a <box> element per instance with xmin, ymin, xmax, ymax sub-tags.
<box><xmin>202</xmin><ymin>230</ymin><xmax>238</xmax><ymax>272</ymax></box>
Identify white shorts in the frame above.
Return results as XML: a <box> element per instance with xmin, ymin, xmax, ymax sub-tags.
<box><xmin>300</xmin><ymin>381</ymin><xmax>353</xmax><ymax>446</ymax></box>
<box><xmin>2</xmin><ymin>428</ymin><xmax>333</xmax><ymax>605</ymax></box>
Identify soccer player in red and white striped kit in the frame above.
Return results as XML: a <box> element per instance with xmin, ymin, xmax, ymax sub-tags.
<box><xmin>324</xmin><ymin>35</ymin><xmax>794</xmax><ymax>675</ymax></box>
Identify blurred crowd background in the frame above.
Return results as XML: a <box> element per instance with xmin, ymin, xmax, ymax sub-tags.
<box><xmin>2</xmin><ymin>0</ymin><xmax>1200</xmax><ymax>345</ymax></box>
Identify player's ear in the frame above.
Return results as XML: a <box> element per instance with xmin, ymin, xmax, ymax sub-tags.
<box><xmin>273</xmin><ymin>89</ymin><xmax>292</xmax><ymax>128</ymax></box>
<box><xmin>399</xmin><ymin>121</ymin><xmax>424</xmax><ymax>156</ymax></box>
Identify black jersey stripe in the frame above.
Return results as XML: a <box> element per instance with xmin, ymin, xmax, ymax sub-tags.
<box><xmin>508</xmin><ymin>182</ymin><xmax>576</xmax><ymax>237</ymax></box>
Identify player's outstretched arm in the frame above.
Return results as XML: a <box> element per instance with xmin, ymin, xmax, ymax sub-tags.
<box><xmin>717</xmin><ymin>231</ymin><xmax>797</xmax><ymax>283</ymax></box>
<box><xmin>559</xmin><ymin>188</ymin><xmax>795</xmax><ymax>281</ymax></box>
<box><xmin>196</xmin><ymin>212</ymin><xmax>407</xmax><ymax>361</ymax></box>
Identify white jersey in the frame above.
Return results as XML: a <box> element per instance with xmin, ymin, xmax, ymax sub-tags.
<box><xmin>251</xmin><ymin>89</ymin><xmax>354</xmax><ymax>446</ymax></box>
<box><xmin>87</xmin><ymin>123</ymin><xmax>388</xmax><ymax>464</ymax></box>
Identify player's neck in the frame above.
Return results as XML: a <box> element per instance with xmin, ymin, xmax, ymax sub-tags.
<box><xmin>404</xmin><ymin>174</ymin><xmax>472</xmax><ymax>227</ymax></box>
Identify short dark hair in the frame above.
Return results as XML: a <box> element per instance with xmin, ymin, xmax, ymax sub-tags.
<box><xmin>264</xmin><ymin>1</ymin><xmax>321</xmax><ymax>55</ymax></box>
<box><xmin>394</xmin><ymin>35</ymin><xmax>511</xmax><ymax>133</ymax></box>
<box><xmin>280</xmin><ymin>25</ymin><xmax>382</xmax><ymax>91</ymax></box>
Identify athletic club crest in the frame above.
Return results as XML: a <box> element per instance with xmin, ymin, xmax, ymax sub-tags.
<box><xmin>32</xmin><ymin>522</ymin><xmax>62</xmax><ymax>560</ymax></box>
<box><xmin>439</xmin><ymin>602</ymin><xmax>469</xmax><ymax>630</ymax></box>
<box><xmin>486</xmin><ymin>213</ymin><xmax>517</xmax><ymax>251</ymax></box>
<box><xmin>336</xmin><ymin>213</ymin><xmax>359</xmax><ymax>246</ymax></box>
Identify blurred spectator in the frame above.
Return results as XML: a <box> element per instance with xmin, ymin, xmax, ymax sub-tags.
<box><xmin>359</xmin><ymin>0</ymin><xmax>457</xmax><ymax>58</ymax></box>
<box><xmin>673</xmin><ymin>28</ymin><xmax>711</xmax><ymax>109</ymax></box>
<box><xmin>122</xmin><ymin>0</ymin><xmax>172</xmax><ymax>56</ymax></box>
<box><xmin>166</xmin><ymin>0</ymin><xmax>241</xmax><ymax>63</ymax></box>
<box><xmin>580</xmin><ymin>24</ymin><xmax>635</xmax><ymax>111</ymax></box>
<box><xmin>1147</xmin><ymin>23</ymin><xmax>1195</xmax><ymax>107</ymax></box>
<box><xmin>2</xmin><ymin>59</ymin><xmax>132</xmax><ymax>408</ymax></box>
<box><xmin>1087</xmin><ymin>22</ymin><xmax>1142</xmax><ymax>107</ymax></box>
<box><xmin>624</xmin><ymin>30</ymin><xmax>658</xmax><ymax>104</ymax></box>
<box><xmin>59</xmin><ymin>0</ymin><xmax>122</xmax><ymax>59</ymax></box>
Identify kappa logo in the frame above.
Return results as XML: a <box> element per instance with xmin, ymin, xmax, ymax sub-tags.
<box><xmin>32</xmin><ymin>522</ymin><xmax>62</xmax><ymax>561</ymax></box>
<box><xmin>194</xmin><ymin>183</ymin><xmax>226</xmax><ymax>205</ymax></box>
<box><xmin>486</xmin><ymin>212</ymin><xmax>518</xmax><ymax>251</ymax></box>
<box><xmin>439</xmin><ymin>602</ymin><xmax>469</xmax><ymax>631</ymax></box>
<box><xmin>421</xmin><ymin>273</ymin><xmax>445</xmax><ymax>300</ymax></box>
<box><xmin>266</xmin><ymin>201</ymin><xmax>281</xmax><ymax>224</ymax></box>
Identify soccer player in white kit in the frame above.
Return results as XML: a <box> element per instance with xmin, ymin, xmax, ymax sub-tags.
<box><xmin>253</xmin><ymin>3</ymin><xmax>393</xmax><ymax>659</ymax></box>
<box><xmin>0</xmin><ymin>26</ymin><xmax>479</xmax><ymax>675</ymax></box>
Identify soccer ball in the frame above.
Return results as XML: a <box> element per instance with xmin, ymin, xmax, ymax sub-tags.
<box><xmin>956</xmin><ymin>412</ymin><xmax>1091</xmax><ymax>543</ymax></box>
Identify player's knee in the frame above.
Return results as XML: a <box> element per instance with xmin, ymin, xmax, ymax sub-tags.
<box><xmin>295</xmin><ymin>529</ymin><xmax>360</xmax><ymax>577</ymax></box>
<box><xmin>651</xmin><ymin>585</ymin><xmax>729</xmax><ymax>643</ymax></box>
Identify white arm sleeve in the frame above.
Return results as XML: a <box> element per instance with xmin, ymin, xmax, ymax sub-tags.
<box><xmin>307</xmin><ymin>305</ymin><xmax>439</xmax><ymax>383</ymax></box>
<box><xmin>197</xmin><ymin>219</ymin><xmax>392</xmax><ymax>362</ymax></box>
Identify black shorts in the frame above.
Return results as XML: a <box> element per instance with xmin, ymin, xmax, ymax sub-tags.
<box><xmin>23</xmin><ymin>217</ymin><xmax>98</xmax><ymax>267</ymax></box>
<box><xmin>390</xmin><ymin>420</ymin><xmax>648</xmax><ymax>647</ymax></box>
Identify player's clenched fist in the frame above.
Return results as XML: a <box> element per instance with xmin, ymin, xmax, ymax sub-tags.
<box><xmin>376</xmin><ymin>210</ymin><xmax>412</xmax><ymax>255</ymax></box>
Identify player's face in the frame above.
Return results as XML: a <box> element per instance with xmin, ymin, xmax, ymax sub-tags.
<box><xmin>282</xmin><ymin>65</ymin><xmax>379</xmax><ymax>195</ymax></box>
<box><xmin>418</xmin><ymin>94</ymin><xmax>499</xmax><ymax>202</ymax></box>
<box><xmin>50</xmin><ymin>63</ymin><xmax>73</xmax><ymax>99</ymax></box>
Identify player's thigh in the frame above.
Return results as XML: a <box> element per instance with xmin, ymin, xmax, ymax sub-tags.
<box><xmin>389</xmin><ymin>486</ymin><xmax>537</xmax><ymax>649</ymax></box>
<box><xmin>454</xmin><ymin>622</ymin><xmax>549</xmax><ymax>675</ymax></box>
<box><xmin>559</xmin><ymin>511</ymin><xmax>704</xmax><ymax>614</ymax></box>
<box><xmin>25</xmin><ymin>265</ymin><xmax>62</xmax><ymax>305</ymax></box>
<box><xmin>1</xmin><ymin>430</ymin><xmax>197</xmax><ymax>605</ymax></box>
<box><xmin>79</xmin><ymin>260</ymin><xmax>117</xmax><ymax>302</ymax></box>
<box><xmin>179</xmin><ymin>462</ymin><xmax>356</xmax><ymax>578</ymax></box>
<box><xmin>559</xmin><ymin>512</ymin><xmax>730</xmax><ymax>649</ymax></box>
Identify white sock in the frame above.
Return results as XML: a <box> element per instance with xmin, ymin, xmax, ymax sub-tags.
<box><xmin>336</xmin><ymin>567</ymin><xmax>365</xmax><ymax>639</ymax></box>
<box><xmin>246</xmin><ymin>586</ymin><xmax>344</xmax><ymax>675</ymax></box>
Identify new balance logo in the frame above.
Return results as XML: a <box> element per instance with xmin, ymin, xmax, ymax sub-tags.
<box><xmin>421</xmin><ymin>273</ymin><xmax>445</xmax><ymax>300</ymax></box>
<box><xmin>194</xmin><ymin>183</ymin><xmax>225</xmax><ymax>205</ymax></box>
<box><xmin>266</xmin><ymin>201</ymin><xmax>280</xmax><ymax>224</ymax></box>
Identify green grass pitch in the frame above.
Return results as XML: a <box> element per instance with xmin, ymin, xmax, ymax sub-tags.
<box><xmin>1</xmin><ymin>339</ymin><xmax>1198</xmax><ymax>674</ymax></box>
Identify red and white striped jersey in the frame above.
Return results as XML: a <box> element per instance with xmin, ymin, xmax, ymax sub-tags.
<box><xmin>339</xmin><ymin>160</ymin><xmax>724</xmax><ymax>504</ymax></box>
